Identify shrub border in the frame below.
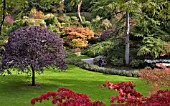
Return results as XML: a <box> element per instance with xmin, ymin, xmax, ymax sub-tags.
<box><xmin>66</xmin><ymin>60</ymin><xmax>139</xmax><ymax>77</ymax></box>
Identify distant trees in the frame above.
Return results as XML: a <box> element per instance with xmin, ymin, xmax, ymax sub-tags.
<box><xmin>91</xmin><ymin>0</ymin><xmax>170</xmax><ymax>65</ymax></box>
<box><xmin>64</xmin><ymin>0</ymin><xmax>92</xmax><ymax>13</ymax></box>
<box><xmin>1</xmin><ymin>26</ymin><xmax>66</xmax><ymax>86</ymax></box>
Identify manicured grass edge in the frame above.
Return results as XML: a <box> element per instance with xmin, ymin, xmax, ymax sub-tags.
<box><xmin>66</xmin><ymin>60</ymin><xmax>139</xmax><ymax>77</ymax></box>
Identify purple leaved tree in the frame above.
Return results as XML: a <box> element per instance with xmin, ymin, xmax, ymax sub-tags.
<box><xmin>1</xmin><ymin>26</ymin><xmax>66</xmax><ymax>86</ymax></box>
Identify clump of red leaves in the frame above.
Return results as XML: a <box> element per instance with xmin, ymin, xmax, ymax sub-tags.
<box><xmin>31</xmin><ymin>81</ymin><xmax>170</xmax><ymax>106</ymax></box>
<box><xmin>138</xmin><ymin>64</ymin><xmax>170</xmax><ymax>94</ymax></box>
<box><xmin>31</xmin><ymin>88</ymin><xmax>105</xmax><ymax>106</ymax></box>
<box><xmin>101</xmin><ymin>81</ymin><xmax>170</xmax><ymax>106</ymax></box>
<box><xmin>101</xmin><ymin>81</ymin><xmax>144</xmax><ymax>106</ymax></box>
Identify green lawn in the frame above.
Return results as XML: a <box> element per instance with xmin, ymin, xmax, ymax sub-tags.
<box><xmin>0</xmin><ymin>64</ymin><xmax>151</xmax><ymax>106</ymax></box>
<box><xmin>66</xmin><ymin>54</ymin><xmax>90</xmax><ymax>60</ymax></box>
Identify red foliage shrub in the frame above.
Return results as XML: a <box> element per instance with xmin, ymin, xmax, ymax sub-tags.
<box><xmin>102</xmin><ymin>81</ymin><xmax>170</xmax><ymax>106</ymax></box>
<box><xmin>138</xmin><ymin>64</ymin><xmax>170</xmax><ymax>94</ymax></box>
<box><xmin>101</xmin><ymin>81</ymin><xmax>144</xmax><ymax>106</ymax></box>
<box><xmin>31</xmin><ymin>88</ymin><xmax>105</xmax><ymax>106</ymax></box>
<box><xmin>31</xmin><ymin>81</ymin><xmax>170</xmax><ymax>106</ymax></box>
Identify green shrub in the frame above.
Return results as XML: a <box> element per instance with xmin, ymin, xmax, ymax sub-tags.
<box><xmin>71</xmin><ymin>16</ymin><xmax>79</xmax><ymax>22</ymax></box>
<box><xmin>100</xmin><ymin>19</ymin><xmax>112</xmax><ymax>30</ymax></box>
<box><xmin>44</xmin><ymin>17</ymin><xmax>58</xmax><ymax>26</ymax></box>
<box><xmin>81</xmin><ymin>21</ymin><xmax>91</xmax><ymax>28</ymax></box>
<box><xmin>91</xmin><ymin>16</ymin><xmax>103</xmax><ymax>32</ymax></box>
<box><xmin>8</xmin><ymin>19</ymin><xmax>47</xmax><ymax>34</ymax></box>
<box><xmin>65</xmin><ymin>12</ymin><xmax>93</xmax><ymax>21</ymax></box>
<box><xmin>104</xmin><ymin>37</ymin><xmax>124</xmax><ymax>54</ymax></box>
<box><xmin>48</xmin><ymin>24</ymin><xmax>60</xmax><ymax>33</ymax></box>
<box><xmin>130</xmin><ymin>59</ymin><xmax>144</xmax><ymax>68</ymax></box>
<box><xmin>86</xmin><ymin>41</ymin><xmax>112</xmax><ymax>57</ymax></box>
<box><xmin>65</xmin><ymin>52</ymin><xmax>77</xmax><ymax>58</ymax></box>
<box><xmin>63</xmin><ymin>15</ymin><xmax>71</xmax><ymax>22</ymax></box>
<box><xmin>110</xmin><ymin>57</ymin><xmax>124</xmax><ymax>67</ymax></box>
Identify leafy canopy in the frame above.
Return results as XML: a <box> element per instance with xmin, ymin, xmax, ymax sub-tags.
<box><xmin>1</xmin><ymin>26</ymin><xmax>66</xmax><ymax>73</ymax></box>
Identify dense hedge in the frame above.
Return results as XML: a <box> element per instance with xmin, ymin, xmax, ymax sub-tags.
<box><xmin>66</xmin><ymin>59</ymin><xmax>139</xmax><ymax>77</ymax></box>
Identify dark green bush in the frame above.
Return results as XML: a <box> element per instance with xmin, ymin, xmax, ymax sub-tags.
<box><xmin>110</xmin><ymin>57</ymin><xmax>124</xmax><ymax>67</ymax></box>
<box><xmin>85</xmin><ymin>41</ymin><xmax>112</xmax><ymax>57</ymax></box>
<box><xmin>130</xmin><ymin>59</ymin><xmax>144</xmax><ymax>68</ymax></box>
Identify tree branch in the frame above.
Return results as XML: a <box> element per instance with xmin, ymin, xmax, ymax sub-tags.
<box><xmin>0</xmin><ymin>0</ymin><xmax>6</xmax><ymax>36</ymax></box>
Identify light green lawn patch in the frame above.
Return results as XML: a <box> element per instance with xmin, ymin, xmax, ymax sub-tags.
<box><xmin>0</xmin><ymin>64</ymin><xmax>151</xmax><ymax>106</ymax></box>
<box><xmin>66</xmin><ymin>54</ymin><xmax>90</xmax><ymax>60</ymax></box>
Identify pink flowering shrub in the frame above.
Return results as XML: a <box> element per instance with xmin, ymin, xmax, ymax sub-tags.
<box><xmin>31</xmin><ymin>81</ymin><xmax>170</xmax><ymax>106</ymax></box>
<box><xmin>5</xmin><ymin>15</ymin><xmax>14</xmax><ymax>24</ymax></box>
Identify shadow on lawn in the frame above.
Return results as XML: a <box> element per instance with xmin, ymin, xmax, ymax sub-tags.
<box><xmin>0</xmin><ymin>64</ymin><xmax>151</xmax><ymax>106</ymax></box>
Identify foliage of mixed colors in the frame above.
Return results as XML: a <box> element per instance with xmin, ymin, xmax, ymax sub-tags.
<box><xmin>31</xmin><ymin>81</ymin><xmax>170</xmax><ymax>105</ymax></box>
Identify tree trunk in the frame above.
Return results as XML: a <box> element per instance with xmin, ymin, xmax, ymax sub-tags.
<box><xmin>77</xmin><ymin>0</ymin><xmax>82</xmax><ymax>22</ymax></box>
<box><xmin>0</xmin><ymin>0</ymin><xmax>6</xmax><ymax>36</ymax></box>
<box><xmin>31</xmin><ymin>65</ymin><xmax>35</xmax><ymax>86</ymax></box>
<box><xmin>125</xmin><ymin>9</ymin><xmax>130</xmax><ymax>65</ymax></box>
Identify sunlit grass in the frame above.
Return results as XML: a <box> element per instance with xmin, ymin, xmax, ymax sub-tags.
<box><xmin>0</xmin><ymin>64</ymin><xmax>152</xmax><ymax>106</ymax></box>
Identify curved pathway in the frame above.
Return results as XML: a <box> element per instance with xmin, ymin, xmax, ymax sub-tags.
<box><xmin>81</xmin><ymin>58</ymin><xmax>94</xmax><ymax>65</ymax></box>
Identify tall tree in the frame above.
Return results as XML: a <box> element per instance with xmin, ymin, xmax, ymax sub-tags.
<box><xmin>91</xmin><ymin>0</ymin><xmax>140</xmax><ymax>65</ymax></box>
<box><xmin>125</xmin><ymin>7</ymin><xmax>130</xmax><ymax>65</ymax></box>
<box><xmin>133</xmin><ymin>0</ymin><xmax>170</xmax><ymax>58</ymax></box>
<box><xmin>69</xmin><ymin>0</ymin><xmax>83</xmax><ymax>22</ymax></box>
<box><xmin>77</xmin><ymin>0</ymin><xmax>83</xmax><ymax>22</ymax></box>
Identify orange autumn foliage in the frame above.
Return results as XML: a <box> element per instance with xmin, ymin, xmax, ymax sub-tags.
<box><xmin>61</xmin><ymin>27</ymin><xmax>94</xmax><ymax>48</ymax></box>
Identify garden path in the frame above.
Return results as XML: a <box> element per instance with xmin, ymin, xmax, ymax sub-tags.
<box><xmin>81</xmin><ymin>58</ymin><xmax>94</xmax><ymax>65</ymax></box>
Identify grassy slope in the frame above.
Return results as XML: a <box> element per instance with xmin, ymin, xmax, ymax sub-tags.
<box><xmin>0</xmin><ymin>64</ymin><xmax>151</xmax><ymax>106</ymax></box>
